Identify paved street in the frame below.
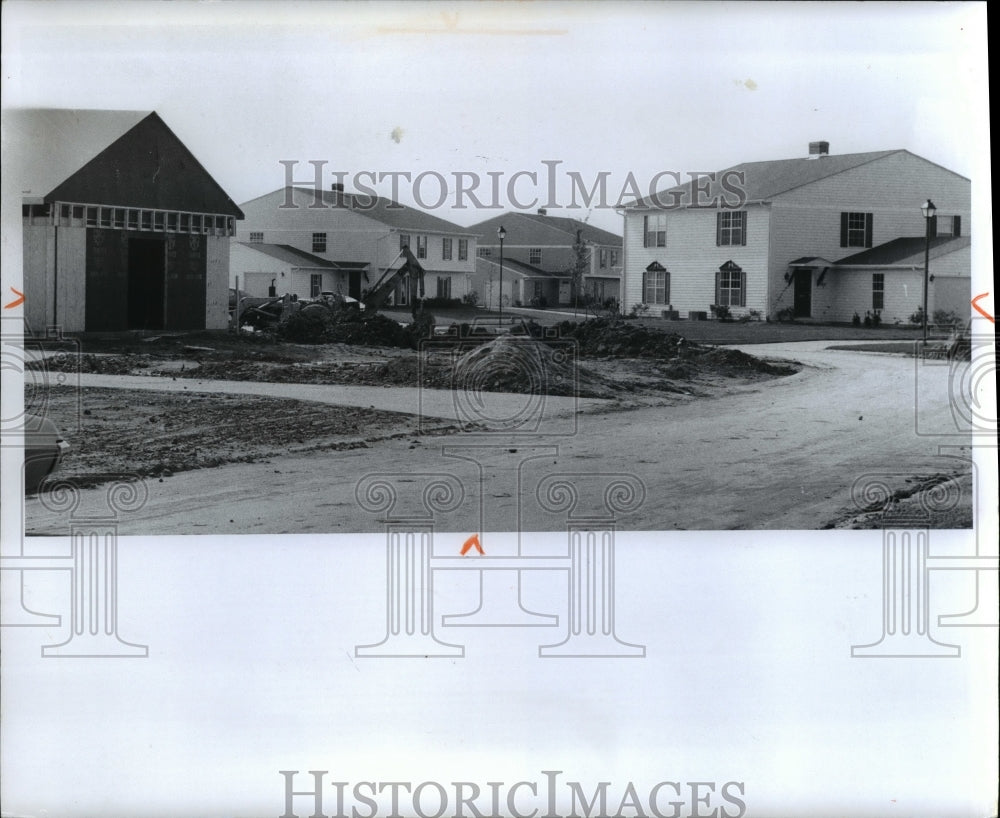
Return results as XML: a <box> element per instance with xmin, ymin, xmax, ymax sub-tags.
<box><xmin>23</xmin><ymin>343</ymin><xmax>974</xmax><ymax>533</ymax></box>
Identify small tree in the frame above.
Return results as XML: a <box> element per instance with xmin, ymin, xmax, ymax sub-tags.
<box><xmin>568</xmin><ymin>231</ymin><xmax>590</xmax><ymax>315</ymax></box>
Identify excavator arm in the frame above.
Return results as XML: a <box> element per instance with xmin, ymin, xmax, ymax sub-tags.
<box><xmin>361</xmin><ymin>244</ymin><xmax>426</xmax><ymax>315</ymax></box>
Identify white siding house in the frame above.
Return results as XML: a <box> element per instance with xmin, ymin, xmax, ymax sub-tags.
<box><xmin>236</xmin><ymin>186</ymin><xmax>477</xmax><ymax>305</ymax></box>
<box><xmin>621</xmin><ymin>143</ymin><xmax>971</xmax><ymax>322</ymax></box>
<box><xmin>469</xmin><ymin>211</ymin><xmax>622</xmax><ymax>307</ymax></box>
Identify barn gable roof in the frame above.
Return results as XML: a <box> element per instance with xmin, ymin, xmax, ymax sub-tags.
<box><xmin>4</xmin><ymin>108</ymin><xmax>243</xmax><ymax>217</ymax></box>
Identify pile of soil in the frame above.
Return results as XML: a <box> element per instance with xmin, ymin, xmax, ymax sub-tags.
<box><xmin>694</xmin><ymin>347</ymin><xmax>799</xmax><ymax>376</ymax></box>
<box><xmin>451</xmin><ymin>335</ymin><xmax>620</xmax><ymax>398</ymax></box>
<box><xmin>552</xmin><ymin>318</ymin><xmax>796</xmax><ymax>376</ymax></box>
<box><xmin>553</xmin><ymin>318</ymin><xmax>687</xmax><ymax>358</ymax></box>
<box><xmin>30</xmin><ymin>352</ymin><xmax>152</xmax><ymax>375</ymax></box>
<box><xmin>279</xmin><ymin>309</ymin><xmax>415</xmax><ymax>347</ymax></box>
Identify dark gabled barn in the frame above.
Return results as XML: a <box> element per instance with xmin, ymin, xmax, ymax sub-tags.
<box><xmin>8</xmin><ymin>109</ymin><xmax>243</xmax><ymax>332</ymax></box>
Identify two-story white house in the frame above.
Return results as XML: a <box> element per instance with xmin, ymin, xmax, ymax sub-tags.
<box><xmin>469</xmin><ymin>210</ymin><xmax>623</xmax><ymax>309</ymax></box>
<box><xmin>234</xmin><ymin>185</ymin><xmax>477</xmax><ymax>305</ymax></box>
<box><xmin>620</xmin><ymin>142</ymin><xmax>971</xmax><ymax>323</ymax></box>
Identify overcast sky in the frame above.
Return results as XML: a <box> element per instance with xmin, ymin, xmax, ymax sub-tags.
<box><xmin>1</xmin><ymin>1</ymin><xmax>989</xmax><ymax>234</ymax></box>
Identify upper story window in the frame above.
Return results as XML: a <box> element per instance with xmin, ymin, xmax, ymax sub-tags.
<box><xmin>644</xmin><ymin>213</ymin><xmax>666</xmax><ymax>248</ymax></box>
<box><xmin>478</xmin><ymin>247</ymin><xmax>491</xmax><ymax>258</ymax></box>
<box><xmin>841</xmin><ymin>212</ymin><xmax>873</xmax><ymax>248</ymax></box>
<box><xmin>442</xmin><ymin>237</ymin><xmax>453</xmax><ymax>260</ymax></box>
<box><xmin>399</xmin><ymin>233</ymin><xmax>410</xmax><ymax>250</ymax></box>
<box><xmin>416</xmin><ymin>235</ymin><xmax>427</xmax><ymax>259</ymax></box>
<box><xmin>529</xmin><ymin>248</ymin><xmax>542</xmax><ymax>264</ymax></box>
<box><xmin>930</xmin><ymin>215</ymin><xmax>962</xmax><ymax>238</ymax></box>
<box><xmin>610</xmin><ymin>250</ymin><xmax>619</xmax><ymax>267</ymax></box>
<box><xmin>599</xmin><ymin>249</ymin><xmax>608</xmax><ymax>268</ymax></box>
<box><xmin>310</xmin><ymin>273</ymin><xmax>322</xmax><ymax>298</ymax></box>
<box><xmin>312</xmin><ymin>232</ymin><xmax>327</xmax><ymax>253</ymax></box>
<box><xmin>717</xmin><ymin>211</ymin><xmax>747</xmax><ymax>246</ymax></box>
<box><xmin>458</xmin><ymin>239</ymin><xmax>468</xmax><ymax>260</ymax></box>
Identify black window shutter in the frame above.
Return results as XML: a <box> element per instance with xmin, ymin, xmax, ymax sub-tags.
<box><xmin>715</xmin><ymin>271</ymin><xmax>721</xmax><ymax>305</ymax></box>
<box><xmin>665</xmin><ymin>272</ymin><xmax>671</xmax><ymax>305</ymax></box>
<box><xmin>954</xmin><ymin>215</ymin><xmax>961</xmax><ymax>237</ymax></box>
<box><xmin>741</xmin><ymin>211</ymin><xmax>747</xmax><ymax>246</ymax></box>
<box><xmin>865</xmin><ymin>213</ymin><xmax>874</xmax><ymax>247</ymax></box>
<box><xmin>642</xmin><ymin>271</ymin><xmax>647</xmax><ymax>302</ymax></box>
<box><xmin>740</xmin><ymin>271</ymin><xmax>747</xmax><ymax>307</ymax></box>
<box><xmin>716</xmin><ymin>213</ymin><xmax>723</xmax><ymax>246</ymax></box>
<box><xmin>840</xmin><ymin>212</ymin><xmax>849</xmax><ymax>247</ymax></box>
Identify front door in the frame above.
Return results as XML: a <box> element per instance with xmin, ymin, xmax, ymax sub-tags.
<box><xmin>793</xmin><ymin>269</ymin><xmax>812</xmax><ymax>318</ymax></box>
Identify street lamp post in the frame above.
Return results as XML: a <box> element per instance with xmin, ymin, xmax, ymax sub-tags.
<box><xmin>921</xmin><ymin>199</ymin><xmax>936</xmax><ymax>345</ymax></box>
<box><xmin>497</xmin><ymin>225</ymin><xmax>506</xmax><ymax>325</ymax></box>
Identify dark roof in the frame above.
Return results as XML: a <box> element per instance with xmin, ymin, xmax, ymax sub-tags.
<box><xmin>4</xmin><ymin>108</ymin><xmax>243</xmax><ymax>217</ymax></box>
<box><xmin>469</xmin><ymin>212</ymin><xmax>622</xmax><ymax>247</ymax></box>
<box><xmin>237</xmin><ymin>243</ymin><xmax>369</xmax><ymax>270</ymax></box>
<box><xmin>835</xmin><ymin>235</ymin><xmax>970</xmax><ymax>266</ymax></box>
<box><xmin>627</xmin><ymin>149</ymin><xmax>969</xmax><ymax>209</ymax></box>
<box><xmin>476</xmin><ymin>256</ymin><xmax>569</xmax><ymax>279</ymax></box>
<box><xmin>245</xmin><ymin>187</ymin><xmax>476</xmax><ymax>236</ymax></box>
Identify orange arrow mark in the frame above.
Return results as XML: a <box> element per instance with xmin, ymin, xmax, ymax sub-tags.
<box><xmin>460</xmin><ymin>533</ymin><xmax>484</xmax><ymax>556</ymax></box>
<box><xmin>4</xmin><ymin>287</ymin><xmax>24</xmax><ymax>309</ymax></box>
<box><xmin>971</xmin><ymin>292</ymin><xmax>994</xmax><ymax>323</ymax></box>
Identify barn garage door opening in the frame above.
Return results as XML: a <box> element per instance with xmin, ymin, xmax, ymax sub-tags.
<box><xmin>127</xmin><ymin>237</ymin><xmax>166</xmax><ymax>330</ymax></box>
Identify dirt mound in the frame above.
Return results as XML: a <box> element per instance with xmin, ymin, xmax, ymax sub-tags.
<box><xmin>28</xmin><ymin>353</ymin><xmax>152</xmax><ymax>375</ymax></box>
<box><xmin>280</xmin><ymin>310</ymin><xmax>414</xmax><ymax>348</ymax></box>
<box><xmin>451</xmin><ymin>335</ymin><xmax>620</xmax><ymax>398</ymax></box>
<box><xmin>553</xmin><ymin>318</ymin><xmax>687</xmax><ymax>358</ymax></box>
<box><xmin>694</xmin><ymin>347</ymin><xmax>798</xmax><ymax>376</ymax></box>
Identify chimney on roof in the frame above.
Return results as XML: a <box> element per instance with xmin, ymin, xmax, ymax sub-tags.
<box><xmin>537</xmin><ymin>208</ymin><xmax>547</xmax><ymax>216</ymax></box>
<box><xmin>808</xmin><ymin>141</ymin><xmax>830</xmax><ymax>159</ymax></box>
<box><xmin>331</xmin><ymin>182</ymin><xmax>345</xmax><ymax>207</ymax></box>
<box><xmin>331</xmin><ymin>183</ymin><xmax>344</xmax><ymax>192</ymax></box>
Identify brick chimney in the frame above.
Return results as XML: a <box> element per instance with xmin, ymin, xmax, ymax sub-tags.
<box><xmin>537</xmin><ymin>208</ymin><xmax>547</xmax><ymax>216</ymax></box>
<box><xmin>808</xmin><ymin>141</ymin><xmax>830</xmax><ymax>159</ymax></box>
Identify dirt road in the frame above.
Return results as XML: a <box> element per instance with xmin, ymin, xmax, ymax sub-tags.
<box><xmin>23</xmin><ymin>343</ymin><xmax>972</xmax><ymax>533</ymax></box>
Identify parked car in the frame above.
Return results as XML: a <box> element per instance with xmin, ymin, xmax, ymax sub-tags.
<box><xmin>23</xmin><ymin>414</ymin><xmax>69</xmax><ymax>494</ymax></box>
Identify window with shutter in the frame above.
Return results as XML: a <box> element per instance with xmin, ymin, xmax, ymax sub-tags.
<box><xmin>716</xmin><ymin>262</ymin><xmax>745</xmax><ymax>307</ymax></box>
<box><xmin>716</xmin><ymin>211</ymin><xmax>747</xmax><ymax>246</ymax></box>
<box><xmin>842</xmin><ymin>212</ymin><xmax>873</xmax><ymax>247</ymax></box>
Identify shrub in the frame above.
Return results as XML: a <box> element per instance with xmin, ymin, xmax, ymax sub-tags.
<box><xmin>462</xmin><ymin>290</ymin><xmax>479</xmax><ymax>306</ymax></box>
<box><xmin>629</xmin><ymin>302</ymin><xmax>650</xmax><ymax>318</ymax></box>
<box><xmin>422</xmin><ymin>297</ymin><xmax>463</xmax><ymax>309</ymax></box>
<box><xmin>933</xmin><ymin>309</ymin><xmax>961</xmax><ymax>328</ymax></box>
<box><xmin>711</xmin><ymin>304</ymin><xmax>732</xmax><ymax>321</ymax></box>
<box><xmin>529</xmin><ymin>295</ymin><xmax>548</xmax><ymax>309</ymax></box>
<box><xmin>908</xmin><ymin>306</ymin><xmax>926</xmax><ymax>326</ymax></box>
<box><xmin>775</xmin><ymin>307</ymin><xmax>796</xmax><ymax>323</ymax></box>
<box><xmin>852</xmin><ymin>312</ymin><xmax>861</xmax><ymax>326</ymax></box>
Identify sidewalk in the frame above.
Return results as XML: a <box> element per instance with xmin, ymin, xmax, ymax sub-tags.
<box><xmin>72</xmin><ymin>373</ymin><xmax>608</xmax><ymax>421</ymax></box>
